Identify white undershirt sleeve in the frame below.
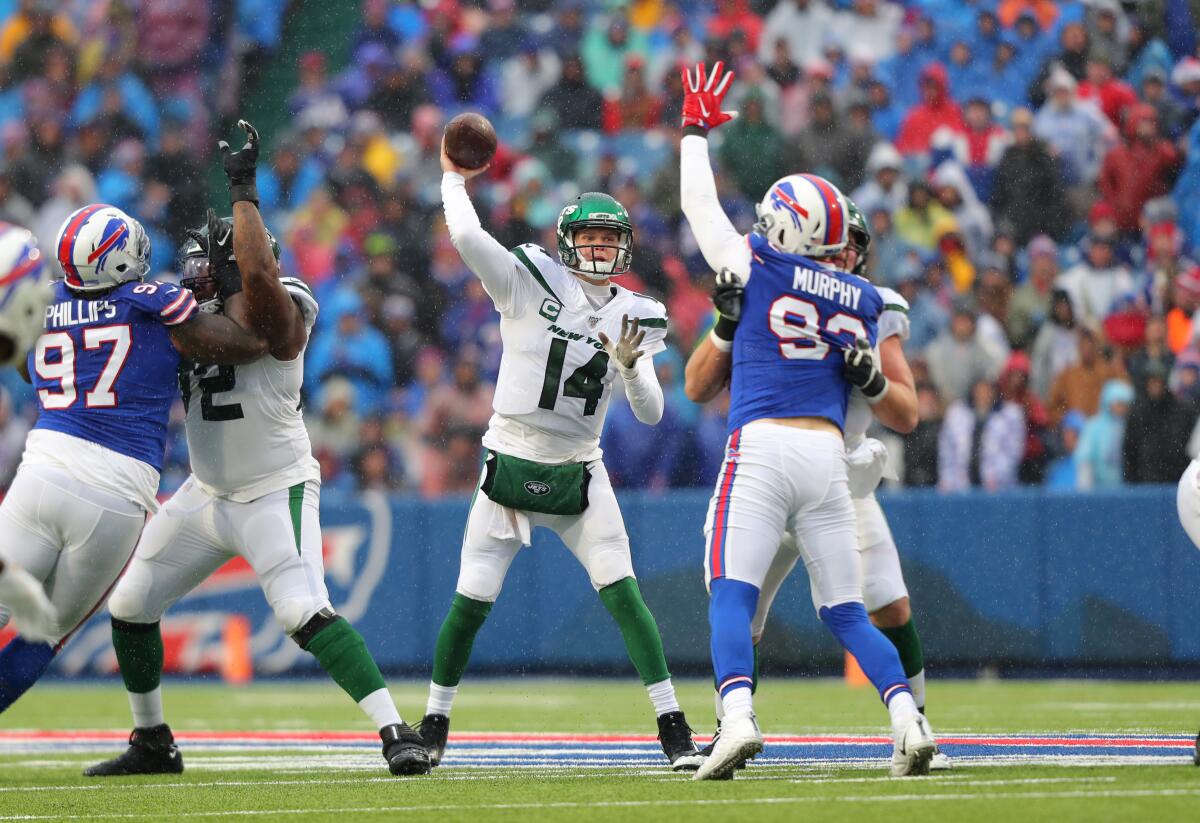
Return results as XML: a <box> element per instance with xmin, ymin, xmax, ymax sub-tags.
<box><xmin>441</xmin><ymin>172</ymin><xmax>528</xmax><ymax>316</ymax></box>
<box><xmin>621</xmin><ymin>355</ymin><xmax>665</xmax><ymax>425</ymax></box>
<box><xmin>680</xmin><ymin>134</ymin><xmax>752</xmax><ymax>280</ymax></box>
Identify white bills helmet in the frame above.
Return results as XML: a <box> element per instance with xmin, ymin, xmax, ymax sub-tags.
<box><xmin>54</xmin><ymin>204</ymin><xmax>151</xmax><ymax>293</ymax></box>
<box><xmin>754</xmin><ymin>173</ymin><xmax>849</xmax><ymax>259</ymax></box>
<box><xmin>0</xmin><ymin>223</ymin><xmax>52</xmax><ymax>366</ymax></box>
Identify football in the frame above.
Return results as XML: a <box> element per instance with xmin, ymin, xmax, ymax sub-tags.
<box><xmin>443</xmin><ymin>112</ymin><xmax>497</xmax><ymax>171</ymax></box>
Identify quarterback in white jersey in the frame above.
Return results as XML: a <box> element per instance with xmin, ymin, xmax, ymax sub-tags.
<box><xmin>685</xmin><ymin>197</ymin><xmax>948</xmax><ymax>771</ymax></box>
<box><xmin>418</xmin><ymin>139</ymin><xmax>702</xmax><ymax>770</ymax></box>
<box><xmin>87</xmin><ymin>122</ymin><xmax>430</xmax><ymax>779</ymax></box>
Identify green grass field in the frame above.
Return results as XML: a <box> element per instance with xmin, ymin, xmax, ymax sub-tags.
<box><xmin>2</xmin><ymin>678</ymin><xmax>1198</xmax><ymax>821</ymax></box>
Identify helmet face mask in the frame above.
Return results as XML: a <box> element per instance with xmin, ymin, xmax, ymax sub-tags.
<box><xmin>844</xmin><ymin>196</ymin><xmax>872</xmax><ymax>277</ymax></box>
<box><xmin>179</xmin><ymin>214</ymin><xmax>281</xmax><ymax>313</ymax></box>
<box><xmin>557</xmin><ymin>193</ymin><xmax>634</xmax><ymax>278</ymax></box>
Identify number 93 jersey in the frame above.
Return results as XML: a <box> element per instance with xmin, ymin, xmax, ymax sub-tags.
<box><xmin>31</xmin><ymin>280</ymin><xmax>196</xmax><ymax>471</ymax></box>
<box><xmin>179</xmin><ymin>303</ymin><xmax>320</xmax><ymax>503</ymax></box>
<box><xmin>486</xmin><ymin>245</ymin><xmax>668</xmax><ymax>464</ymax></box>
<box><xmin>728</xmin><ymin>233</ymin><xmax>883</xmax><ymax>434</ymax></box>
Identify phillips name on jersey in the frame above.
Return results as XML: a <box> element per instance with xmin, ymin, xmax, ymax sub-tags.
<box><xmin>728</xmin><ymin>233</ymin><xmax>883</xmax><ymax>434</ymax></box>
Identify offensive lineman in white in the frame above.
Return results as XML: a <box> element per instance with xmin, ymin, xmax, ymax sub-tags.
<box><xmin>86</xmin><ymin>122</ymin><xmax>430</xmax><ymax>778</ymax></box>
<box><xmin>418</xmin><ymin>136</ymin><xmax>703</xmax><ymax>770</ymax></box>
<box><xmin>685</xmin><ymin>199</ymin><xmax>949</xmax><ymax>771</ymax></box>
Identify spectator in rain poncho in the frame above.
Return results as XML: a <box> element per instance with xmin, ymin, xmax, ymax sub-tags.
<box><xmin>1074</xmin><ymin>378</ymin><xmax>1135</xmax><ymax>489</ymax></box>
<box><xmin>852</xmin><ymin>141</ymin><xmax>908</xmax><ymax>218</ymax></box>
<box><xmin>931</xmin><ymin>161</ymin><xmax>993</xmax><ymax>260</ymax></box>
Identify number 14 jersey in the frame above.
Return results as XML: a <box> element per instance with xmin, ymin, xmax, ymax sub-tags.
<box><xmin>486</xmin><ymin>245</ymin><xmax>668</xmax><ymax>464</ymax></box>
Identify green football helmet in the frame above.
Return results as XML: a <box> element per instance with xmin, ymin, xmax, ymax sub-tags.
<box><xmin>180</xmin><ymin>215</ymin><xmax>281</xmax><ymax>312</ymax></box>
<box><xmin>556</xmin><ymin>192</ymin><xmax>633</xmax><ymax>277</ymax></box>
<box><xmin>845</xmin><ymin>196</ymin><xmax>871</xmax><ymax>277</ymax></box>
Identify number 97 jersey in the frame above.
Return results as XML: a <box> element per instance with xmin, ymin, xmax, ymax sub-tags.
<box><xmin>31</xmin><ymin>280</ymin><xmax>197</xmax><ymax>471</ymax></box>
<box><xmin>728</xmin><ymin>233</ymin><xmax>883</xmax><ymax>434</ymax></box>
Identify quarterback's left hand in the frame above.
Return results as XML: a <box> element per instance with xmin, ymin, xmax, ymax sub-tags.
<box><xmin>844</xmin><ymin>338</ymin><xmax>889</xmax><ymax>403</ymax></box>
<box><xmin>599</xmin><ymin>315</ymin><xmax>647</xmax><ymax>372</ymax></box>
<box><xmin>219</xmin><ymin>119</ymin><xmax>260</xmax><ymax>204</ymax></box>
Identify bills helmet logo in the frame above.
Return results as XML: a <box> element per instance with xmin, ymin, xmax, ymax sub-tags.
<box><xmin>769</xmin><ymin>181</ymin><xmax>808</xmax><ymax>230</ymax></box>
<box><xmin>89</xmin><ymin>217</ymin><xmax>130</xmax><ymax>274</ymax></box>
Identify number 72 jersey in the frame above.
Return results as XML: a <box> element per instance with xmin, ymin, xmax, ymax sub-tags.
<box><xmin>31</xmin><ymin>280</ymin><xmax>197</xmax><ymax>472</ymax></box>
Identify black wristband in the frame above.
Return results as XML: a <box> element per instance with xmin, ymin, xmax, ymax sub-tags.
<box><xmin>713</xmin><ymin>313</ymin><xmax>739</xmax><ymax>342</ymax></box>
<box><xmin>861</xmin><ymin>371</ymin><xmax>889</xmax><ymax>401</ymax></box>
<box><xmin>682</xmin><ymin>125</ymin><xmax>708</xmax><ymax>139</ymax></box>
<box><xmin>212</xmin><ymin>262</ymin><xmax>244</xmax><ymax>300</ymax></box>
<box><xmin>229</xmin><ymin>182</ymin><xmax>259</xmax><ymax>206</ymax></box>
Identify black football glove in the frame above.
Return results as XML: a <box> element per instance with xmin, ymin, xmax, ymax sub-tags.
<box><xmin>843</xmin><ymin>338</ymin><xmax>889</xmax><ymax>403</ymax></box>
<box><xmin>198</xmin><ymin>208</ymin><xmax>243</xmax><ymax>300</ymax></box>
<box><xmin>219</xmin><ymin>119</ymin><xmax>260</xmax><ymax>206</ymax></box>
<box><xmin>710</xmin><ymin>268</ymin><xmax>743</xmax><ymax>345</ymax></box>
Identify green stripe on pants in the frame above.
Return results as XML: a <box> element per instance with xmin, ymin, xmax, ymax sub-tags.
<box><xmin>289</xmin><ymin>482</ymin><xmax>305</xmax><ymax>554</ymax></box>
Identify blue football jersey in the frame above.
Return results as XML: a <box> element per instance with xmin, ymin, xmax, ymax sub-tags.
<box><xmin>727</xmin><ymin>233</ymin><xmax>884</xmax><ymax>433</ymax></box>
<box><xmin>29</xmin><ymin>280</ymin><xmax>198</xmax><ymax>470</ymax></box>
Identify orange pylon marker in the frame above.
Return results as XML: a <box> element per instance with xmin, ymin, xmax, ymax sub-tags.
<box><xmin>222</xmin><ymin>615</ymin><xmax>253</xmax><ymax>684</ymax></box>
<box><xmin>844</xmin><ymin>650</ymin><xmax>869</xmax><ymax>687</ymax></box>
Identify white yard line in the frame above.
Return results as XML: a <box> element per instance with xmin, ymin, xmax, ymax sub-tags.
<box><xmin>2</xmin><ymin>787</ymin><xmax>1200</xmax><ymax>820</ymax></box>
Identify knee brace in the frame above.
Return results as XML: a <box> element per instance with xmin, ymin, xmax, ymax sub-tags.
<box><xmin>290</xmin><ymin>607</ymin><xmax>341</xmax><ymax>650</ymax></box>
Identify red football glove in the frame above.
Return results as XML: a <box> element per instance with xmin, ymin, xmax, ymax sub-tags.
<box><xmin>681</xmin><ymin>61</ymin><xmax>738</xmax><ymax>131</ymax></box>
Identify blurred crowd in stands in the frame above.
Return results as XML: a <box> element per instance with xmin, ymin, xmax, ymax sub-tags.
<box><xmin>2</xmin><ymin>0</ymin><xmax>1200</xmax><ymax>497</ymax></box>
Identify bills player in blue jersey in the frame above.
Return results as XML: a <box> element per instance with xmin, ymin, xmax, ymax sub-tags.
<box><xmin>679</xmin><ymin>62</ymin><xmax>936</xmax><ymax>780</ymax></box>
<box><xmin>0</xmin><ymin>204</ymin><xmax>267</xmax><ymax>714</ymax></box>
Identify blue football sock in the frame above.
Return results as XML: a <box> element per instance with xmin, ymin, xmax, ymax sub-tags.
<box><xmin>0</xmin><ymin>637</ymin><xmax>56</xmax><ymax>714</ymax></box>
<box><xmin>819</xmin><ymin>601</ymin><xmax>912</xmax><ymax>706</ymax></box>
<box><xmin>709</xmin><ymin>578</ymin><xmax>760</xmax><ymax>697</ymax></box>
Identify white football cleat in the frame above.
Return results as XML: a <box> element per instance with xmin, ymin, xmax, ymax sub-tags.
<box><xmin>693</xmin><ymin>712</ymin><xmax>763</xmax><ymax>781</ymax></box>
<box><xmin>929</xmin><ymin>747</ymin><xmax>952</xmax><ymax>771</ymax></box>
<box><xmin>891</xmin><ymin>714</ymin><xmax>936</xmax><ymax>777</ymax></box>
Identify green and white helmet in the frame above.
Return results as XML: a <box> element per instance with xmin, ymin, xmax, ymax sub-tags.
<box><xmin>845</xmin><ymin>196</ymin><xmax>871</xmax><ymax>277</ymax></box>
<box><xmin>556</xmin><ymin>192</ymin><xmax>633</xmax><ymax>277</ymax></box>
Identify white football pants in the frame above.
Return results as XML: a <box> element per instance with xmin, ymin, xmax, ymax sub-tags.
<box><xmin>108</xmin><ymin>475</ymin><xmax>329</xmax><ymax>635</ymax></box>
<box><xmin>0</xmin><ymin>464</ymin><xmax>145</xmax><ymax>645</ymax></box>
<box><xmin>1177</xmin><ymin>459</ymin><xmax>1200</xmax><ymax>551</ymax></box>
<box><xmin>751</xmin><ymin>494</ymin><xmax>910</xmax><ymax>640</ymax></box>
<box><xmin>456</xmin><ymin>459</ymin><xmax>635</xmax><ymax>602</ymax></box>
<box><xmin>703</xmin><ymin>422</ymin><xmax>863</xmax><ymax>611</ymax></box>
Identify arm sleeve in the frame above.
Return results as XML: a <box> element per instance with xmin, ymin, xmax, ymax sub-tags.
<box><xmin>130</xmin><ymin>281</ymin><xmax>199</xmax><ymax>327</ymax></box>
<box><xmin>680</xmin><ymin>134</ymin><xmax>752</xmax><ymax>280</ymax></box>
<box><xmin>621</xmin><ymin>354</ymin><xmax>665</xmax><ymax>425</ymax></box>
<box><xmin>441</xmin><ymin>172</ymin><xmax>532</xmax><ymax>317</ymax></box>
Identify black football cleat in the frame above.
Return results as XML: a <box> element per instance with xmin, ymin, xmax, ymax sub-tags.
<box><xmin>83</xmin><ymin>724</ymin><xmax>184</xmax><ymax>776</ymax></box>
<box><xmin>418</xmin><ymin>713</ymin><xmax>450</xmax><ymax>767</ymax></box>
<box><xmin>380</xmin><ymin>722</ymin><xmax>431</xmax><ymax>776</ymax></box>
<box><xmin>657</xmin><ymin>710</ymin><xmax>703</xmax><ymax>771</ymax></box>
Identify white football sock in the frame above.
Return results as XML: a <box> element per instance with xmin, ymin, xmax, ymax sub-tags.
<box><xmin>713</xmin><ymin>688</ymin><xmax>725</xmax><ymax>722</ymax></box>
<box><xmin>426</xmin><ymin>682</ymin><xmax>458</xmax><ymax>717</ymax></box>
<box><xmin>721</xmin><ymin>686</ymin><xmax>753</xmax><ymax>719</ymax></box>
<box><xmin>358</xmin><ymin>687</ymin><xmax>403</xmax><ymax>730</ymax></box>
<box><xmin>886</xmin><ymin>689</ymin><xmax>920</xmax><ymax>738</ymax></box>
<box><xmin>128</xmin><ymin>687</ymin><xmax>164</xmax><ymax>729</ymax></box>
<box><xmin>647</xmin><ymin>678</ymin><xmax>680</xmax><ymax>716</ymax></box>
<box><xmin>909</xmin><ymin>670</ymin><xmax>926</xmax><ymax>712</ymax></box>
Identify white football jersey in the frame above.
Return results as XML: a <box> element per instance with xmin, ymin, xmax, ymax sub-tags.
<box><xmin>844</xmin><ymin>286</ymin><xmax>910</xmax><ymax>449</ymax></box>
<box><xmin>181</xmin><ymin>291</ymin><xmax>320</xmax><ymax>502</ymax></box>
<box><xmin>485</xmin><ymin>244</ymin><xmax>668</xmax><ymax>463</ymax></box>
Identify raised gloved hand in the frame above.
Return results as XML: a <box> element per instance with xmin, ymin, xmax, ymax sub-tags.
<box><xmin>843</xmin><ymin>338</ymin><xmax>889</xmax><ymax>403</ymax></box>
<box><xmin>0</xmin><ymin>560</ymin><xmax>56</xmax><ymax>643</ymax></box>
<box><xmin>681</xmin><ymin>62</ymin><xmax>738</xmax><ymax>133</ymax></box>
<box><xmin>599</xmin><ymin>314</ymin><xmax>647</xmax><ymax>374</ymax></box>
<box><xmin>219</xmin><ymin>119</ymin><xmax>260</xmax><ymax>205</ymax></box>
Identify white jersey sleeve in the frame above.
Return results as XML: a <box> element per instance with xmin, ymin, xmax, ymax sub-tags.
<box><xmin>629</xmin><ymin>292</ymin><xmax>669</xmax><ymax>357</ymax></box>
<box><xmin>876</xmin><ymin>286</ymin><xmax>910</xmax><ymax>343</ymax></box>
<box><xmin>680</xmin><ymin>134</ymin><xmax>752</xmax><ymax>280</ymax></box>
<box><xmin>441</xmin><ymin>172</ymin><xmax>540</xmax><ymax>318</ymax></box>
